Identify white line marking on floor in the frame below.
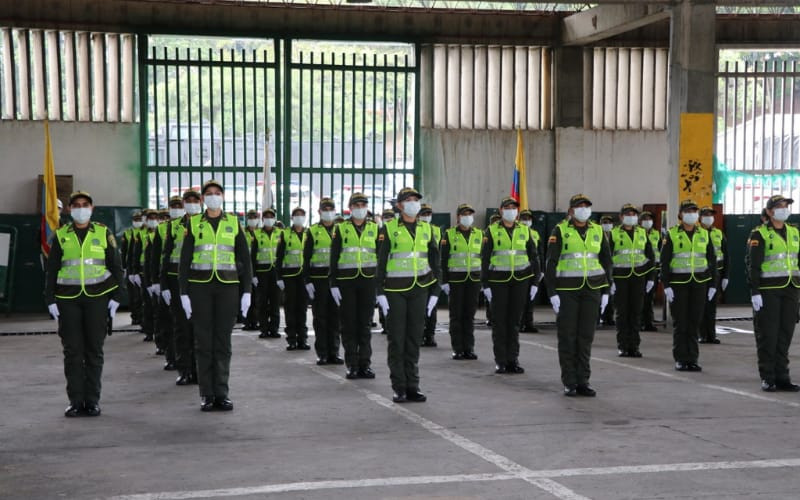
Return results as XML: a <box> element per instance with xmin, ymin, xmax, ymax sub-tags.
<box><xmin>519</xmin><ymin>339</ymin><xmax>800</xmax><ymax>409</ymax></box>
<box><xmin>105</xmin><ymin>457</ymin><xmax>800</xmax><ymax>500</ymax></box>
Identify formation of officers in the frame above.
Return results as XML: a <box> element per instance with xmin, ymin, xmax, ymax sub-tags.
<box><xmin>46</xmin><ymin>183</ymin><xmax>800</xmax><ymax>417</ymax></box>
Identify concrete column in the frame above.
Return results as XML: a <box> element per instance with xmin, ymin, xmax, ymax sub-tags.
<box><xmin>553</xmin><ymin>45</ymin><xmax>584</xmax><ymax>128</ymax></box>
<box><xmin>667</xmin><ymin>0</ymin><xmax>716</xmax><ymax>220</ymax></box>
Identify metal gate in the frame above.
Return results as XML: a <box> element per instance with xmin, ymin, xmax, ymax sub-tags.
<box><xmin>141</xmin><ymin>36</ymin><xmax>418</xmax><ymax>220</ymax></box>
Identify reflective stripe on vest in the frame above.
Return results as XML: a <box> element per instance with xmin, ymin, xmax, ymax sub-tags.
<box><xmin>188</xmin><ymin>213</ymin><xmax>240</xmax><ymax>283</ymax></box>
<box><xmin>554</xmin><ymin>221</ymin><xmax>607</xmax><ymax>290</ymax></box>
<box><xmin>384</xmin><ymin>219</ymin><xmax>435</xmax><ymax>291</ymax></box>
<box><xmin>667</xmin><ymin>225</ymin><xmax>711</xmax><ymax>284</ymax></box>
<box><xmin>757</xmin><ymin>224</ymin><xmax>800</xmax><ymax>289</ymax></box>
<box><xmin>336</xmin><ymin>221</ymin><xmax>378</xmax><ymax>278</ymax></box>
<box><xmin>709</xmin><ymin>227</ymin><xmax>725</xmax><ymax>269</ymax></box>
<box><xmin>55</xmin><ymin>223</ymin><xmax>117</xmax><ymax>299</ymax></box>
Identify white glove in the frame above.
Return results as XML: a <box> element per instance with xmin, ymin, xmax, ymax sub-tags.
<box><xmin>305</xmin><ymin>282</ymin><xmax>315</xmax><ymax>300</ymax></box>
<box><xmin>48</xmin><ymin>303</ymin><xmax>59</xmax><ymax>319</ymax></box>
<box><xmin>721</xmin><ymin>278</ymin><xmax>729</xmax><ymax>291</ymax></box>
<box><xmin>252</xmin><ymin>276</ymin><xmax>259</xmax><ymax>287</ymax></box>
<box><xmin>151</xmin><ymin>283</ymin><xmax>161</xmax><ymax>296</ymax></box>
<box><xmin>161</xmin><ymin>289</ymin><xmax>172</xmax><ymax>306</ymax></box>
<box><xmin>441</xmin><ymin>283</ymin><xmax>450</xmax><ymax>296</ymax></box>
<box><xmin>132</xmin><ymin>274</ymin><xmax>141</xmax><ymax>286</ymax></box>
<box><xmin>128</xmin><ymin>274</ymin><xmax>137</xmax><ymax>285</ymax></box>
<box><xmin>529</xmin><ymin>285</ymin><xmax>538</xmax><ymax>301</ymax></box>
<box><xmin>645</xmin><ymin>280</ymin><xmax>654</xmax><ymax>293</ymax></box>
<box><xmin>377</xmin><ymin>295</ymin><xmax>390</xmax><ymax>316</ymax></box>
<box><xmin>664</xmin><ymin>287</ymin><xmax>675</xmax><ymax>303</ymax></box>
<box><xmin>181</xmin><ymin>294</ymin><xmax>192</xmax><ymax>319</ymax></box>
<box><xmin>108</xmin><ymin>299</ymin><xmax>120</xmax><ymax>319</ymax></box>
<box><xmin>610</xmin><ymin>282</ymin><xmax>616</xmax><ymax>296</ymax></box>
<box><xmin>426</xmin><ymin>295</ymin><xmax>439</xmax><ymax>317</ymax></box>
<box><xmin>707</xmin><ymin>287</ymin><xmax>717</xmax><ymax>301</ymax></box>
<box><xmin>276</xmin><ymin>279</ymin><xmax>285</xmax><ymax>291</ymax></box>
<box><xmin>330</xmin><ymin>286</ymin><xmax>342</xmax><ymax>306</ymax></box>
<box><xmin>240</xmin><ymin>292</ymin><xmax>251</xmax><ymax>317</ymax></box>
<box><xmin>483</xmin><ymin>288</ymin><xmax>492</xmax><ymax>303</ymax></box>
<box><xmin>550</xmin><ymin>295</ymin><xmax>560</xmax><ymax>314</ymax></box>
<box><xmin>600</xmin><ymin>294</ymin><xmax>609</xmax><ymax>314</ymax></box>
<box><xmin>751</xmin><ymin>293</ymin><xmax>763</xmax><ymax>312</ymax></box>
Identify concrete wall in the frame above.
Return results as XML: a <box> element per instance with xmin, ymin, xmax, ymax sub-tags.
<box><xmin>420</xmin><ymin>127</ymin><xmax>669</xmax><ymax>225</ymax></box>
<box><xmin>0</xmin><ymin>121</ymin><xmax>140</xmax><ymax>213</ymax></box>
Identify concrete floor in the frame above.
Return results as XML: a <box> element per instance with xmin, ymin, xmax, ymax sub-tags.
<box><xmin>1</xmin><ymin>305</ymin><xmax>799</xmax><ymax>500</ymax></box>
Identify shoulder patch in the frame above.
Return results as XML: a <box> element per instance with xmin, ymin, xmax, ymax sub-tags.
<box><xmin>749</xmin><ymin>239</ymin><xmax>759</xmax><ymax>247</ymax></box>
<box><xmin>107</xmin><ymin>234</ymin><xmax>117</xmax><ymax>248</ymax></box>
<box><xmin>378</xmin><ymin>233</ymin><xmax>385</xmax><ymax>241</ymax></box>
<box><xmin>548</xmin><ymin>235</ymin><xmax>557</xmax><ymax>243</ymax></box>
<box><xmin>440</xmin><ymin>239</ymin><xmax>447</xmax><ymax>245</ymax></box>
<box><xmin>483</xmin><ymin>236</ymin><xmax>489</xmax><ymax>243</ymax></box>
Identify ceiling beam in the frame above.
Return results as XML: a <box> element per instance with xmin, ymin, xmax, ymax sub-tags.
<box><xmin>562</xmin><ymin>4</ymin><xmax>671</xmax><ymax>46</ymax></box>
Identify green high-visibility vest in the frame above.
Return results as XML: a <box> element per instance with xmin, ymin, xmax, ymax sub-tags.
<box><xmin>308</xmin><ymin>223</ymin><xmax>334</xmax><ymax>279</ymax></box>
<box><xmin>667</xmin><ymin>225</ymin><xmax>711</xmax><ymax>284</ymax></box>
<box><xmin>281</xmin><ymin>228</ymin><xmax>305</xmax><ymax>277</ymax></box>
<box><xmin>254</xmin><ymin>228</ymin><xmax>281</xmax><ymax>273</ymax></box>
<box><xmin>611</xmin><ymin>225</ymin><xmax>652</xmax><ymax>278</ymax></box>
<box><xmin>445</xmin><ymin>226</ymin><xmax>482</xmax><ymax>283</ymax></box>
<box><xmin>139</xmin><ymin>230</ymin><xmax>155</xmax><ymax>266</ymax></box>
<box><xmin>709</xmin><ymin>227</ymin><xmax>725</xmax><ymax>270</ymax></box>
<box><xmin>647</xmin><ymin>229</ymin><xmax>661</xmax><ymax>264</ymax></box>
<box><xmin>487</xmin><ymin>222</ymin><xmax>532</xmax><ymax>283</ymax></box>
<box><xmin>187</xmin><ymin>213</ymin><xmax>240</xmax><ymax>284</ymax></box>
<box><xmin>384</xmin><ymin>218</ymin><xmax>435</xmax><ymax>292</ymax></box>
<box><xmin>336</xmin><ymin>220</ymin><xmax>378</xmax><ymax>279</ymax></box>
<box><xmin>166</xmin><ymin>217</ymin><xmax>186</xmax><ymax>276</ymax></box>
<box><xmin>55</xmin><ymin>223</ymin><xmax>117</xmax><ymax>299</ymax></box>
<box><xmin>554</xmin><ymin>220</ymin><xmax>608</xmax><ymax>291</ymax></box>
<box><xmin>757</xmin><ymin>224</ymin><xmax>800</xmax><ymax>289</ymax></box>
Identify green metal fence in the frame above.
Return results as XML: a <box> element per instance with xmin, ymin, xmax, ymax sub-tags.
<box><xmin>140</xmin><ymin>36</ymin><xmax>418</xmax><ymax>220</ymax></box>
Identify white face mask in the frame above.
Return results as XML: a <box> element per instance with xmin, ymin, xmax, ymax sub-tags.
<box><xmin>132</xmin><ymin>220</ymin><xmax>143</xmax><ymax>229</ymax></box>
<box><xmin>351</xmin><ymin>207</ymin><xmax>368</xmax><ymax>220</ymax></box>
<box><xmin>520</xmin><ymin>219</ymin><xmax>532</xmax><ymax>227</ymax></box>
<box><xmin>419</xmin><ymin>215</ymin><xmax>432</xmax><ymax>223</ymax></box>
<box><xmin>402</xmin><ymin>200</ymin><xmax>421</xmax><ymax>218</ymax></box>
<box><xmin>71</xmin><ymin>207</ymin><xmax>92</xmax><ymax>224</ymax></box>
<box><xmin>701</xmin><ymin>215</ymin><xmax>714</xmax><ymax>227</ymax></box>
<box><xmin>184</xmin><ymin>203</ymin><xmax>202</xmax><ymax>215</ymax></box>
<box><xmin>501</xmin><ymin>209</ymin><xmax>518</xmax><ymax>222</ymax></box>
<box><xmin>292</xmin><ymin>215</ymin><xmax>306</xmax><ymax>227</ymax></box>
<box><xmin>681</xmin><ymin>212</ymin><xmax>699</xmax><ymax>225</ymax></box>
<box><xmin>459</xmin><ymin>215</ymin><xmax>474</xmax><ymax>228</ymax></box>
<box><xmin>623</xmin><ymin>215</ymin><xmax>638</xmax><ymax>227</ymax></box>
<box><xmin>641</xmin><ymin>220</ymin><xmax>653</xmax><ymax>230</ymax></box>
<box><xmin>573</xmin><ymin>207</ymin><xmax>592</xmax><ymax>222</ymax></box>
<box><xmin>320</xmin><ymin>210</ymin><xmax>336</xmax><ymax>222</ymax></box>
<box><xmin>773</xmin><ymin>207</ymin><xmax>791</xmax><ymax>222</ymax></box>
<box><xmin>203</xmin><ymin>195</ymin><xmax>223</xmax><ymax>210</ymax></box>
<box><xmin>602</xmin><ymin>223</ymin><xmax>613</xmax><ymax>232</ymax></box>
<box><xmin>263</xmin><ymin>217</ymin><xmax>276</xmax><ymax>228</ymax></box>
<box><xmin>246</xmin><ymin>218</ymin><xmax>260</xmax><ymax>228</ymax></box>
<box><xmin>146</xmin><ymin>219</ymin><xmax>159</xmax><ymax>229</ymax></box>
<box><xmin>169</xmin><ymin>208</ymin><xmax>185</xmax><ymax>219</ymax></box>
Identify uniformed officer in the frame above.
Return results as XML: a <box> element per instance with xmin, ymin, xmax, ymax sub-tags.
<box><xmin>304</xmin><ymin>198</ymin><xmax>342</xmax><ymax>365</ymax></box>
<box><xmin>252</xmin><ymin>208</ymin><xmax>282</xmax><ymax>339</ymax></box>
<box><xmin>609</xmin><ymin>203</ymin><xmax>656</xmax><ymax>357</ymax></box>
<box><xmin>698</xmin><ymin>206</ymin><xmax>729</xmax><ymax>344</ymax></box>
<box><xmin>120</xmin><ymin>211</ymin><xmax>143</xmax><ymax>326</ymax></box>
<box><xmin>661</xmin><ymin>199</ymin><xmax>717</xmax><ymax>372</ymax></box>
<box><xmin>276</xmin><ymin>207</ymin><xmax>310</xmax><ymax>351</ymax></box>
<box><xmin>747</xmin><ymin>195</ymin><xmax>800</xmax><ymax>392</ymax></box>
<box><xmin>482</xmin><ymin>197</ymin><xmax>540</xmax><ymax>374</ymax></box>
<box><xmin>377</xmin><ymin>208</ymin><xmax>396</xmax><ymax>334</ymax></box>
<box><xmin>329</xmin><ymin>192</ymin><xmax>379</xmax><ymax>378</ymax></box>
<box><xmin>133</xmin><ymin>209</ymin><xmax>160</xmax><ymax>342</ymax></box>
<box><xmin>161</xmin><ymin>189</ymin><xmax>201</xmax><ymax>385</ymax></box>
<box><xmin>376</xmin><ymin>187</ymin><xmax>441</xmax><ymax>403</ymax></box>
<box><xmin>45</xmin><ymin>191</ymin><xmax>122</xmax><ymax>417</ymax></box>
<box><xmin>639</xmin><ymin>211</ymin><xmax>661</xmax><ymax>331</ymax></box>
<box><xmin>518</xmin><ymin>209</ymin><xmax>542</xmax><ymax>333</ymax></box>
<box><xmin>544</xmin><ymin>194</ymin><xmax>612</xmax><ymax>396</ymax></box>
<box><xmin>127</xmin><ymin>209</ymin><xmax>148</xmax><ymax>330</ymax></box>
<box><xmin>599</xmin><ymin>214</ymin><xmax>616</xmax><ymax>327</ymax></box>
<box><xmin>242</xmin><ymin>209</ymin><xmax>262</xmax><ymax>331</ymax></box>
<box><xmin>178</xmin><ymin>180</ymin><xmax>252</xmax><ymax>411</ymax></box>
<box><xmin>418</xmin><ymin>203</ymin><xmax>441</xmax><ymax>347</ymax></box>
<box><xmin>441</xmin><ymin>203</ymin><xmax>482</xmax><ymax>360</ymax></box>
<box><xmin>148</xmin><ymin>206</ymin><xmax>177</xmax><ymax>366</ymax></box>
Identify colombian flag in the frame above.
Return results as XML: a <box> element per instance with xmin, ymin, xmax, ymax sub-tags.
<box><xmin>41</xmin><ymin>121</ymin><xmax>59</xmax><ymax>257</ymax></box>
<box><xmin>510</xmin><ymin>129</ymin><xmax>528</xmax><ymax>209</ymax></box>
